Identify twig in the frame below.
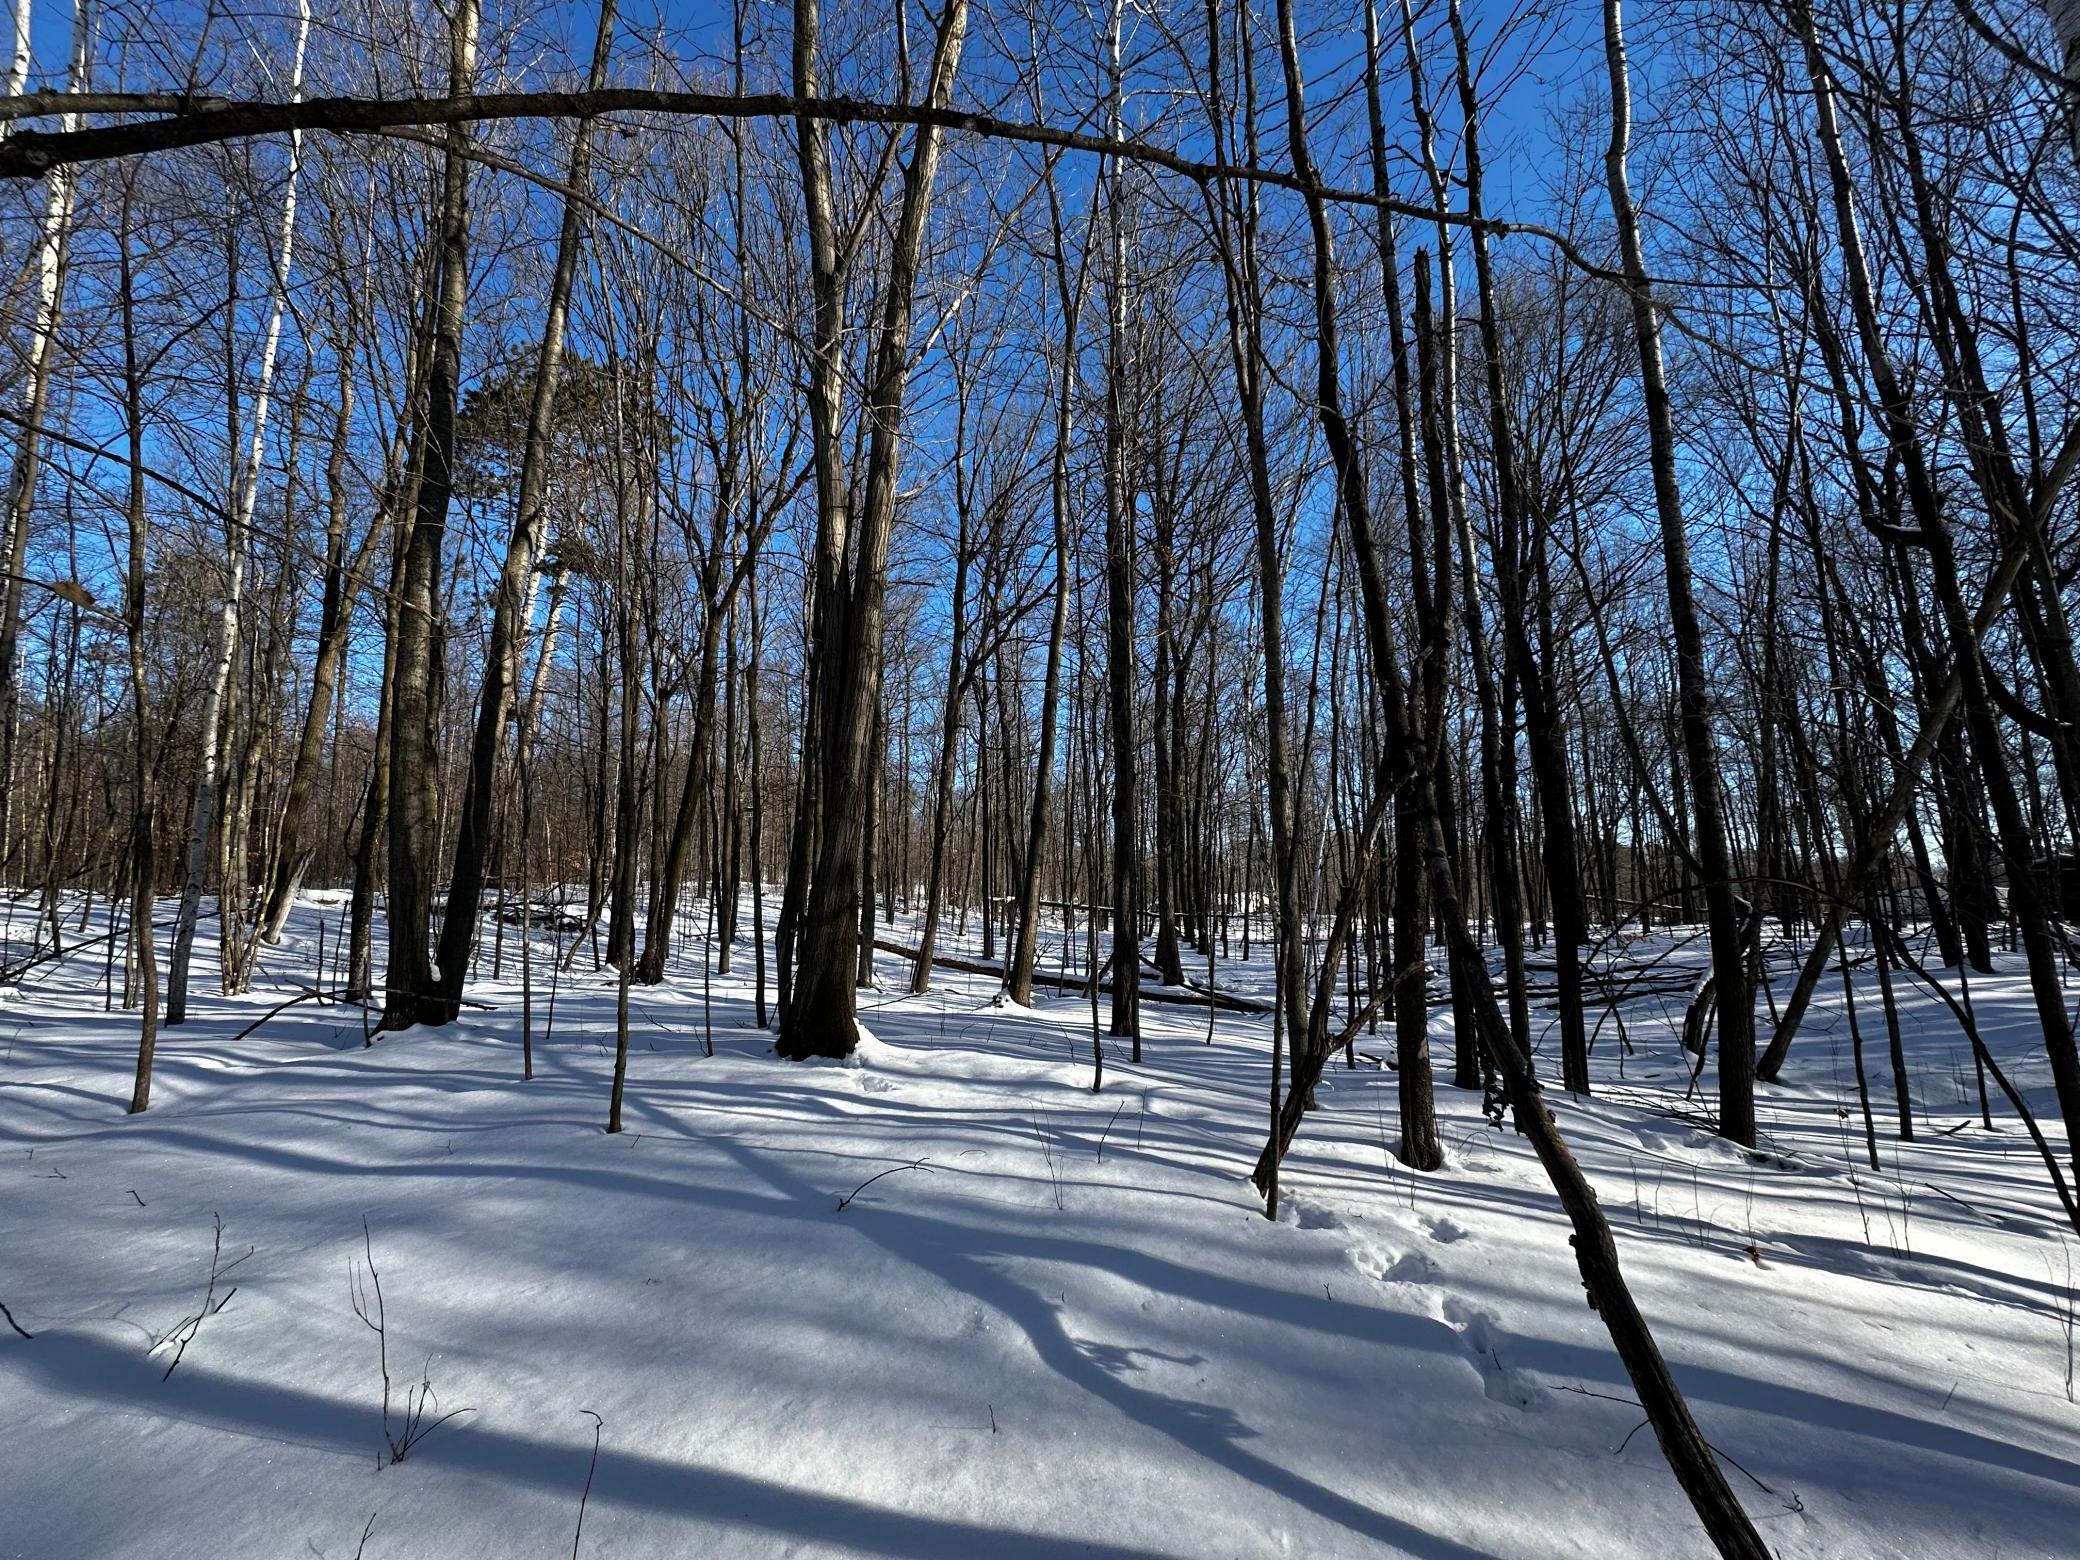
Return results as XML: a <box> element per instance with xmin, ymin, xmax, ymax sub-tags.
<box><xmin>834</xmin><ymin>1157</ymin><xmax>935</xmax><ymax>1211</ymax></box>
<box><xmin>1705</xmin><ymin>1441</ymin><xmax>1776</xmax><ymax>1496</ymax></box>
<box><xmin>352</xmin><ymin>1511</ymin><xmax>377</xmax><ymax>1560</ymax></box>
<box><xmin>151</xmin><ymin>1212</ymin><xmax>251</xmax><ymax>1380</ymax></box>
<box><xmin>1555</xmin><ymin>1383</ymin><xmax>1638</xmax><ymax>1407</ymax></box>
<box><xmin>571</xmin><ymin>1409</ymin><xmax>604</xmax><ymax>1559</ymax></box>
<box><xmin>1</xmin><ymin>1297</ymin><xmax>30</xmax><ymax>1339</ymax></box>
<box><xmin>1095</xmin><ymin>1100</ymin><xmax>1126</xmax><ymax>1162</ymax></box>
<box><xmin>1561</xmin><ymin>1384</ymin><xmax>1775</xmax><ymax>1492</ymax></box>
<box><xmin>2052</xmin><ymin>1242</ymin><xmax>2076</xmax><ymax>1406</ymax></box>
<box><xmin>1921</xmin><ymin>1181</ymin><xmax>1982</xmax><ymax>1219</ymax></box>
<box><xmin>1031</xmin><ymin>1107</ymin><xmax>1065</xmax><ymax>1209</ymax></box>
<box><xmin>351</xmin><ymin>1218</ymin><xmax>473</xmax><ymax>1463</ymax></box>
<box><xmin>223</xmin><ymin>989</ymin><xmax>328</xmax><ymax>1045</ymax></box>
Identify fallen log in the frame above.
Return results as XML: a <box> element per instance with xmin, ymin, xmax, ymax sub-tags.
<box><xmin>872</xmin><ymin>938</ymin><xmax>1270</xmax><ymax>1015</ymax></box>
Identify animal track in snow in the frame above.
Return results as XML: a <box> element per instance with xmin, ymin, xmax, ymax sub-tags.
<box><xmin>1377</xmin><ymin>1248</ymin><xmax>1435</xmax><ymax>1285</ymax></box>
<box><xmin>1278</xmin><ymin>1193</ymin><xmax>1342</xmax><ymax>1231</ymax></box>
<box><xmin>1441</xmin><ymin>1298</ymin><xmax>1537</xmax><ymax>1410</ymax></box>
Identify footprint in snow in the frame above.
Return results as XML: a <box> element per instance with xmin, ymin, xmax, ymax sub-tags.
<box><xmin>1632</xmin><ymin>1119</ymin><xmax>1696</xmax><ymax>1155</ymax></box>
<box><xmin>1277</xmin><ymin>1194</ymin><xmax>1342</xmax><ymax>1231</ymax></box>
<box><xmin>1441</xmin><ymin>1297</ymin><xmax>1538</xmax><ymax>1411</ymax></box>
<box><xmin>1377</xmin><ymin>1248</ymin><xmax>1435</xmax><ymax>1285</ymax></box>
<box><xmin>1423</xmin><ymin>1215</ymin><xmax>1470</xmax><ymax>1245</ymax></box>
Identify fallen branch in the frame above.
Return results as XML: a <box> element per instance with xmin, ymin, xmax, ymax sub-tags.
<box><xmin>872</xmin><ymin>938</ymin><xmax>1270</xmax><ymax>1014</ymax></box>
<box><xmin>225</xmin><ymin>988</ymin><xmax>331</xmax><ymax>1044</ymax></box>
<box><xmin>0</xmin><ymin>915</ymin><xmax>177</xmax><ymax>985</ymax></box>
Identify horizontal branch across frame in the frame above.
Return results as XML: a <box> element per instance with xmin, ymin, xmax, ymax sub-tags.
<box><xmin>0</xmin><ymin>85</ymin><xmax>1614</xmax><ymax>267</ymax></box>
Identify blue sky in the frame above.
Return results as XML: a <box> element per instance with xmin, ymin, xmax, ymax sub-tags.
<box><xmin>13</xmin><ymin>0</ymin><xmax>1615</xmax><ymax>229</ymax></box>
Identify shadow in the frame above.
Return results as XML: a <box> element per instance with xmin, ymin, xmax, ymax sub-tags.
<box><xmin>5</xmin><ymin>1330</ymin><xmax>1184</xmax><ymax>1559</ymax></box>
<box><xmin>720</xmin><ymin>1138</ymin><xmax>1502</xmax><ymax>1560</ymax></box>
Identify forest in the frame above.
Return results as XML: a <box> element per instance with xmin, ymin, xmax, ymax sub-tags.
<box><xmin>3</xmin><ymin>1</ymin><xmax>2080</xmax><ymax>1556</ymax></box>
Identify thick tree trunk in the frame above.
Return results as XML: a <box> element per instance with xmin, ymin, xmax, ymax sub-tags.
<box><xmin>434</xmin><ymin>0</ymin><xmax>617</xmax><ymax>1016</ymax></box>
<box><xmin>782</xmin><ymin>0</ymin><xmax>969</xmax><ymax>1059</ymax></box>
<box><xmin>382</xmin><ymin>0</ymin><xmax>479</xmax><ymax>1029</ymax></box>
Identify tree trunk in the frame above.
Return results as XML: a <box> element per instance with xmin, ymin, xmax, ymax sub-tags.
<box><xmin>168</xmin><ymin>11</ymin><xmax>309</xmax><ymax>1021</ymax></box>
<box><xmin>434</xmin><ymin>0</ymin><xmax>618</xmax><ymax>1016</ymax></box>
<box><xmin>382</xmin><ymin>0</ymin><xmax>479</xmax><ymax>1029</ymax></box>
<box><xmin>781</xmin><ymin>0</ymin><xmax>970</xmax><ymax>1059</ymax></box>
<box><xmin>1602</xmin><ymin>0</ymin><xmax>1754</xmax><ymax>1146</ymax></box>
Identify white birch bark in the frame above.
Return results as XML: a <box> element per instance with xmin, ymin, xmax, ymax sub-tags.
<box><xmin>165</xmin><ymin>0</ymin><xmax>311</xmax><ymax>1020</ymax></box>
<box><xmin>4</xmin><ymin>0</ymin><xmax>31</xmax><ymax>109</ymax></box>
<box><xmin>0</xmin><ymin>0</ymin><xmax>89</xmax><ymax>869</ymax></box>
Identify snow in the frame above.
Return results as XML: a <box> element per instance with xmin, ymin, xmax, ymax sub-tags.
<box><xmin>3</xmin><ymin>903</ymin><xmax>2078</xmax><ymax>1558</ymax></box>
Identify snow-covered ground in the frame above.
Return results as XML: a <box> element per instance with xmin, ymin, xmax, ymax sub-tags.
<box><xmin>3</xmin><ymin>898</ymin><xmax>2077</xmax><ymax>1558</ymax></box>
